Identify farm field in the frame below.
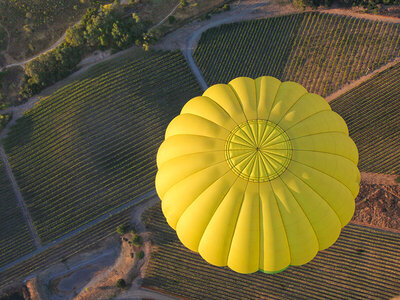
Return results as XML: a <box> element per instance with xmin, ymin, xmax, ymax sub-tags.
<box><xmin>142</xmin><ymin>203</ymin><xmax>400</xmax><ymax>300</ymax></box>
<box><xmin>2</xmin><ymin>49</ymin><xmax>202</xmax><ymax>244</ymax></box>
<box><xmin>0</xmin><ymin>159</ymin><xmax>35</xmax><ymax>269</ymax></box>
<box><xmin>0</xmin><ymin>205</ymin><xmax>133</xmax><ymax>290</ymax></box>
<box><xmin>330</xmin><ymin>61</ymin><xmax>400</xmax><ymax>174</ymax></box>
<box><xmin>193</xmin><ymin>12</ymin><xmax>400</xmax><ymax>97</ymax></box>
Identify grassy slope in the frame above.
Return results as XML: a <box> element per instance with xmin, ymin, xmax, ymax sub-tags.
<box><xmin>142</xmin><ymin>203</ymin><xmax>400</xmax><ymax>300</ymax></box>
<box><xmin>0</xmin><ymin>159</ymin><xmax>34</xmax><ymax>268</ymax></box>
<box><xmin>331</xmin><ymin>61</ymin><xmax>400</xmax><ymax>174</ymax></box>
<box><xmin>2</xmin><ymin>49</ymin><xmax>202</xmax><ymax>243</ymax></box>
<box><xmin>193</xmin><ymin>12</ymin><xmax>400</xmax><ymax>97</ymax></box>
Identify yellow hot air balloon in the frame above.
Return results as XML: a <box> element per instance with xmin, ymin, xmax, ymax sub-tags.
<box><xmin>155</xmin><ymin>76</ymin><xmax>360</xmax><ymax>274</ymax></box>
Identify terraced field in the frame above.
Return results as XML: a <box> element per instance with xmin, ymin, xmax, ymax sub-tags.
<box><xmin>2</xmin><ymin>49</ymin><xmax>202</xmax><ymax>243</ymax></box>
<box><xmin>193</xmin><ymin>12</ymin><xmax>400</xmax><ymax>96</ymax></box>
<box><xmin>142</xmin><ymin>204</ymin><xmax>400</xmax><ymax>300</ymax></box>
<box><xmin>0</xmin><ymin>158</ymin><xmax>35</xmax><ymax>268</ymax></box>
<box><xmin>0</xmin><ymin>205</ymin><xmax>134</xmax><ymax>290</ymax></box>
<box><xmin>331</xmin><ymin>61</ymin><xmax>400</xmax><ymax>174</ymax></box>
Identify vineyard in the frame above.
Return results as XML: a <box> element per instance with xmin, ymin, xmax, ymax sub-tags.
<box><xmin>142</xmin><ymin>204</ymin><xmax>400</xmax><ymax>300</ymax></box>
<box><xmin>331</xmin><ymin>61</ymin><xmax>400</xmax><ymax>174</ymax></box>
<box><xmin>0</xmin><ymin>159</ymin><xmax>34</xmax><ymax>269</ymax></box>
<box><xmin>193</xmin><ymin>12</ymin><xmax>400</xmax><ymax>97</ymax></box>
<box><xmin>0</xmin><ymin>205</ymin><xmax>134</xmax><ymax>290</ymax></box>
<box><xmin>2</xmin><ymin>49</ymin><xmax>202</xmax><ymax>243</ymax></box>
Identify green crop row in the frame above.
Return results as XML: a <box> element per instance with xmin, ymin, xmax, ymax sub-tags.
<box><xmin>331</xmin><ymin>61</ymin><xmax>400</xmax><ymax>174</ymax></box>
<box><xmin>0</xmin><ymin>160</ymin><xmax>35</xmax><ymax>268</ymax></box>
<box><xmin>142</xmin><ymin>204</ymin><xmax>400</xmax><ymax>300</ymax></box>
<box><xmin>2</xmin><ymin>50</ymin><xmax>202</xmax><ymax>244</ymax></box>
<box><xmin>193</xmin><ymin>12</ymin><xmax>400</xmax><ymax>97</ymax></box>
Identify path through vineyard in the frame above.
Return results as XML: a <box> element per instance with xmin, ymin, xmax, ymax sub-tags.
<box><xmin>0</xmin><ymin>146</ymin><xmax>40</xmax><ymax>247</ymax></box>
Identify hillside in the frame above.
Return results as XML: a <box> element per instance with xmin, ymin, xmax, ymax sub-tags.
<box><xmin>0</xmin><ymin>159</ymin><xmax>34</xmax><ymax>268</ymax></box>
<box><xmin>193</xmin><ymin>12</ymin><xmax>400</xmax><ymax>97</ymax></box>
<box><xmin>330</xmin><ymin>61</ymin><xmax>400</xmax><ymax>174</ymax></box>
<box><xmin>142</xmin><ymin>203</ymin><xmax>400</xmax><ymax>299</ymax></box>
<box><xmin>2</xmin><ymin>49</ymin><xmax>201</xmax><ymax>244</ymax></box>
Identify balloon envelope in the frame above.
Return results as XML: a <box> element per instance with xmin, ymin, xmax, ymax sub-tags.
<box><xmin>156</xmin><ymin>76</ymin><xmax>360</xmax><ymax>274</ymax></box>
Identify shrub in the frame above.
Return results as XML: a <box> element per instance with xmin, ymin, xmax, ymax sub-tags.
<box><xmin>180</xmin><ymin>0</ymin><xmax>188</xmax><ymax>8</ymax></box>
<box><xmin>116</xmin><ymin>278</ymin><xmax>126</xmax><ymax>289</ymax></box>
<box><xmin>396</xmin><ymin>176</ymin><xmax>400</xmax><ymax>183</ymax></box>
<box><xmin>132</xmin><ymin>235</ymin><xmax>143</xmax><ymax>246</ymax></box>
<box><xmin>137</xmin><ymin>250</ymin><xmax>144</xmax><ymax>259</ymax></box>
<box><xmin>116</xmin><ymin>223</ymin><xmax>130</xmax><ymax>235</ymax></box>
<box><xmin>222</xmin><ymin>4</ymin><xmax>230</xmax><ymax>11</ymax></box>
<box><xmin>168</xmin><ymin>15</ymin><xmax>176</xmax><ymax>24</ymax></box>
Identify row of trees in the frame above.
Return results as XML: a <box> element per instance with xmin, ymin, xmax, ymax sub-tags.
<box><xmin>19</xmin><ymin>3</ymin><xmax>148</xmax><ymax>99</ymax></box>
<box><xmin>294</xmin><ymin>0</ymin><xmax>399</xmax><ymax>8</ymax></box>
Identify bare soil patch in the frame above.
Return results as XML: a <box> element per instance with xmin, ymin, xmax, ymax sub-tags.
<box><xmin>352</xmin><ymin>183</ymin><xmax>400</xmax><ymax>233</ymax></box>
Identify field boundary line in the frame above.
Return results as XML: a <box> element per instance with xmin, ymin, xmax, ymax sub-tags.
<box><xmin>0</xmin><ymin>145</ymin><xmax>41</xmax><ymax>248</ymax></box>
<box><xmin>183</xmin><ymin>2</ymin><xmax>266</xmax><ymax>91</ymax></box>
<box><xmin>0</xmin><ymin>189</ymin><xmax>156</xmax><ymax>274</ymax></box>
<box><xmin>326</xmin><ymin>56</ymin><xmax>400</xmax><ymax>102</ymax></box>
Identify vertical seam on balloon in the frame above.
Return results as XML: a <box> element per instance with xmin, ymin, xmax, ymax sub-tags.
<box><xmin>266</xmin><ymin>130</ymin><xmax>348</xmax><ymax>148</ymax></box>
<box><xmin>172</xmin><ymin>113</ymin><xmax>232</xmax><ymax>136</ymax></box>
<box><xmin>203</xmin><ymin>92</ymin><xmax>255</xmax><ymax>144</ymax></box>
<box><xmin>159</xmin><ymin>158</ymin><xmax>232</xmax><ymax>198</ymax></box>
<box><xmin>258</xmin><ymin>81</ymin><xmax>283</xmax><ymax>146</ymax></box>
<box><xmin>227</xmin><ymin>82</ymin><xmax>258</xmax><ymax>144</ymax></box>
<box><xmin>226</xmin><ymin>179</ymin><xmax>249</xmax><ymax>269</ymax></box>
<box><xmin>276</xmin><ymin>175</ymin><xmax>321</xmax><ymax>251</ymax></box>
<box><xmin>196</xmin><ymin>175</ymin><xmax>241</xmax><ymax>253</ymax></box>
<box><xmin>265</xmin><ymin>153</ymin><xmax>355</xmax><ymax>227</ymax></box>
<box><xmin>273</xmin><ymin>109</ymin><xmax>333</xmax><ymax>137</ymax></box>
<box><xmin>283</xmin><ymin>166</ymin><xmax>345</xmax><ymax>228</ymax></box>
<box><xmin>257</xmin><ymin>180</ymin><xmax>263</xmax><ymax>271</ymax></box>
<box><xmin>200</xmin><ymin>95</ymin><xmax>241</xmax><ymax>128</ymax></box>
<box><xmin>272</xmin><ymin>89</ymin><xmax>308</xmax><ymax>133</ymax></box>
<box><xmin>176</xmin><ymin>166</ymin><xmax>239</xmax><ymax>251</ymax></box>
<box><xmin>267</xmin><ymin>178</ymin><xmax>291</xmax><ymax>267</ymax></box>
<box><xmin>287</xmin><ymin>158</ymin><xmax>358</xmax><ymax>198</ymax></box>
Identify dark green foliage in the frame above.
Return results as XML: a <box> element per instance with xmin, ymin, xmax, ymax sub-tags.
<box><xmin>137</xmin><ymin>250</ymin><xmax>144</xmax><ymax>259</ymax></box>
<box><xmin>0</xmin><ymin>113</ymin><xmax>11</xmax><ymax>131</ymax></box>
<box><xmin>19</xmin><ymin>44</ymin><xmax>83</xmax><ymax>99</ymax></box>
<box><xmin>0</xmin><ymin>26</ymin><xmax>7</xmax><ymax>52</ymax></box>
<box><xmin>295</xmin><ymin>0</ymin><xmax>397</xmax><ymax>7</ymax></box>
<box><xmin>396</xmin><ymin>176</ymin><xmax>400</xmax><ymax>183</ymax></box>
<box><xmin>19</xmin><ymin>4</ymin><xmax>148</xmax><ymax>100</ymax></box>
<box><xmin>180</xmin><ymin>0</ymin><xmax>188</xmax><ymax>8</ymax></box>
<box><xmin>132</xmin><ymin>235</ymin><xmax>143</xmax><ymax>246</ymax></box>
<box><xmin>116</xmin><ymin>223</ymin><xmax>130</xmax><ymax>235</ymax></box>
<box><xmin>222</xmin><ymin>4</ymin><xmax>230</xmax><ymax>11</ymax></box>
<box><xmin>168</xmin><ymin>15</ymin><xmax>176</xmax><ymax>24</ymax></box>
<box><xmin>116</xmin><ymin>278</ymin><xmax>126</xmax><ymax>288</ymax></box>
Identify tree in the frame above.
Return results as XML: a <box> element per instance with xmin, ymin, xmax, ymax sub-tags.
<box><xmin>116</xmin><ymin>224</ymin><xmax>130</xmax><ymax>235</ymax></box>
<box><xmin>116</xmin><ymin>278</ymin><xmax>126</xmax><ymax>289</ymax></box>
<box><xmin>137</xmin><ymin>250</ymin><xmax>144</xmax><ymax>259</ymax></box>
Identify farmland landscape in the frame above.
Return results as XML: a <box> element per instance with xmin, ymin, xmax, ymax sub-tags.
<box><xmin>0</xmin><ymin>0</ymin><xmax>399</xmax><ymax>299</ymax></box>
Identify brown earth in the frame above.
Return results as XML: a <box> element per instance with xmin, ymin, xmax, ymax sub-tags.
<box><xmin>352</xmin><ymin>183</ymin><xmax>400</xmax><ymax>233</ymax></box>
